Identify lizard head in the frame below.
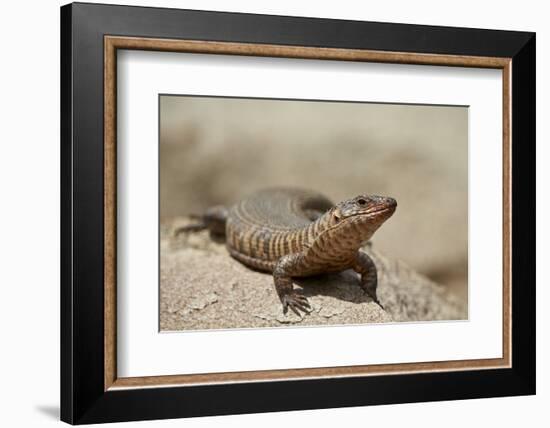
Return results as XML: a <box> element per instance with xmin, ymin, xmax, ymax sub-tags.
<box><xmin>321</xmin><ymin>194</ymin><xmax>397</xmax><ymax>247</ymax></box>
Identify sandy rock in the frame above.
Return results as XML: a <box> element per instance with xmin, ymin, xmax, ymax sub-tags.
<box><xmin>160</xmin><ymin>217</ymin><xmax>467</xmax><ymax>331</ymax></box>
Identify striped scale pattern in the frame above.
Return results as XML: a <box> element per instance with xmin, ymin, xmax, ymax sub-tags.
<box><xmin>224</xmin><ymin>188</ymin><xmax>396</xmax><ymax>278</ymax></box>
<box><xmin>225</xmin><ymin>188</ymin><xmax>333</xmax><ymax>273</ymax></box>
<box><xmin>199</xmin><ymin>187</ymin><xmax>397</xmax><ymax>314</ymax></box>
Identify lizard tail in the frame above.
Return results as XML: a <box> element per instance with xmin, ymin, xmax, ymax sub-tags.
<box><xmin>174</xmin><ymin>206</ymin><xmax>228</xmax><ymax>237</ymax></box>
<box><xmin>174</xmin><ymin>220</ymin><xmax>208</xmax><ymax>235</ymax></box>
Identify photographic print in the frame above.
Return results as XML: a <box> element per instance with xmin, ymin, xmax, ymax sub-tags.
<box><xmin>159</xmin><ymin>95</ymin><xmax>468</xmax><ymax>331</ymax></box>
<box><xmin>60</xmin><ymin>4</ymin><xmax>536</xmax><ymax>424</ymax></box>
<box><xmin>62</xmin><ymin>5</ymin><xmax>535</xmax><ymax>422</ymax></box>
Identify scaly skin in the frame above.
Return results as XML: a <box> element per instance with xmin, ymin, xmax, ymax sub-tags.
<box><xmin>181</xmin><ymin>188</ymin><xmax>397</xmax><ymax>316</ymax></box>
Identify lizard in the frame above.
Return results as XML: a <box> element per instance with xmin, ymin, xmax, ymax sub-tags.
<box><xmin>178</xmin><ymin>188</ymin><xmax>397</xmax><ymax>316</ymax></box>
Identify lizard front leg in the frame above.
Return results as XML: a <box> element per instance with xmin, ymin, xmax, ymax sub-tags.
<box><xmin>353</xmin><ymin>251</ymin><xmax>384</xmax><ymax>309</ymax></box>
<box><xmin>273</xmin><ymin>254</ymin><xmax>311</xmax><ymax>316</ymax></box>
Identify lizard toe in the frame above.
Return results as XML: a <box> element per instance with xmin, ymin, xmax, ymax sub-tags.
<box><xmin>282</xmin><ymin>293</ymin><xmax>311</xmax><ymax>316</ymax></box>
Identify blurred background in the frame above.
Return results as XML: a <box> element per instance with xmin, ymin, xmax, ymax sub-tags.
<box><xmin>160</xmin><ymin>95</ymin><xmax>468</xmax><ymax>302</ymax></box>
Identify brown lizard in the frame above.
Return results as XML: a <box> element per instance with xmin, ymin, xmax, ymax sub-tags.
<box><xmin>179</xmin><ymin>188</ymin><xmax>396</xmax><ymax>316</ymax></box>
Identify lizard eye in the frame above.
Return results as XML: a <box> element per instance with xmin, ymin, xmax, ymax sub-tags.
<box><xmin>333</xmin><ymin>214</ymin><xmax>341</xmax><ymax>223</ymax></box>
<box><xmin>357</xmin><ymin>198</ymin><xmax>367</xmax><ymax>205</ymax></box>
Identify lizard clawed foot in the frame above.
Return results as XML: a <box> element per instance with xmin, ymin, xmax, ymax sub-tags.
<box><xmin>372</xmin><ymin>298</ymin><xmax>385</xmax><ymax>311</ymax></box>
<box><xmin>362</xmin><ymin>288</ymin><xmax>384</xmax><ymax>310</ymax></box>
<box><xmin>282</xmin><ymin>291</ymin><xmax>311</xmax><ymax>317</ymax></box>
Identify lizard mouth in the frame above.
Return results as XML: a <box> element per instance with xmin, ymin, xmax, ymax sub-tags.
<box><xmin>356</xmin><ymin>200</ymin><xmax>397</xmax><ymax>218</ymax></box>
<box><xmin>365</xmin><ymin>205</ymin><xmax>396</xmax><ymax>217</ymax></box>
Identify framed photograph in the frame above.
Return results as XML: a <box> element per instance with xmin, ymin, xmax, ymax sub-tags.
<box><xmin>60</xmin><ymin>2</ymin><xmax>535</xmax><ymax>424</ymax></box>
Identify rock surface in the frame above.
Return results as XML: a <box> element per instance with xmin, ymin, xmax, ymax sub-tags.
<box><xmin>160</xmin><ymin>217</ymin><xmax>467</xmax><ymax>331</ymax></box>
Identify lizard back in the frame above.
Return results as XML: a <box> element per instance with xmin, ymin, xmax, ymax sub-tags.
<box><xmin>225</xmin><ymin>188</ymin><xmax>334</xmax><ymax>270</ymax></box>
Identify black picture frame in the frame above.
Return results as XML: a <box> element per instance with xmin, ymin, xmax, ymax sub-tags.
<box><xmin>61</xmin><ymin>2</ymin><xmax>535</xmax><ymax>424</ymax></box>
